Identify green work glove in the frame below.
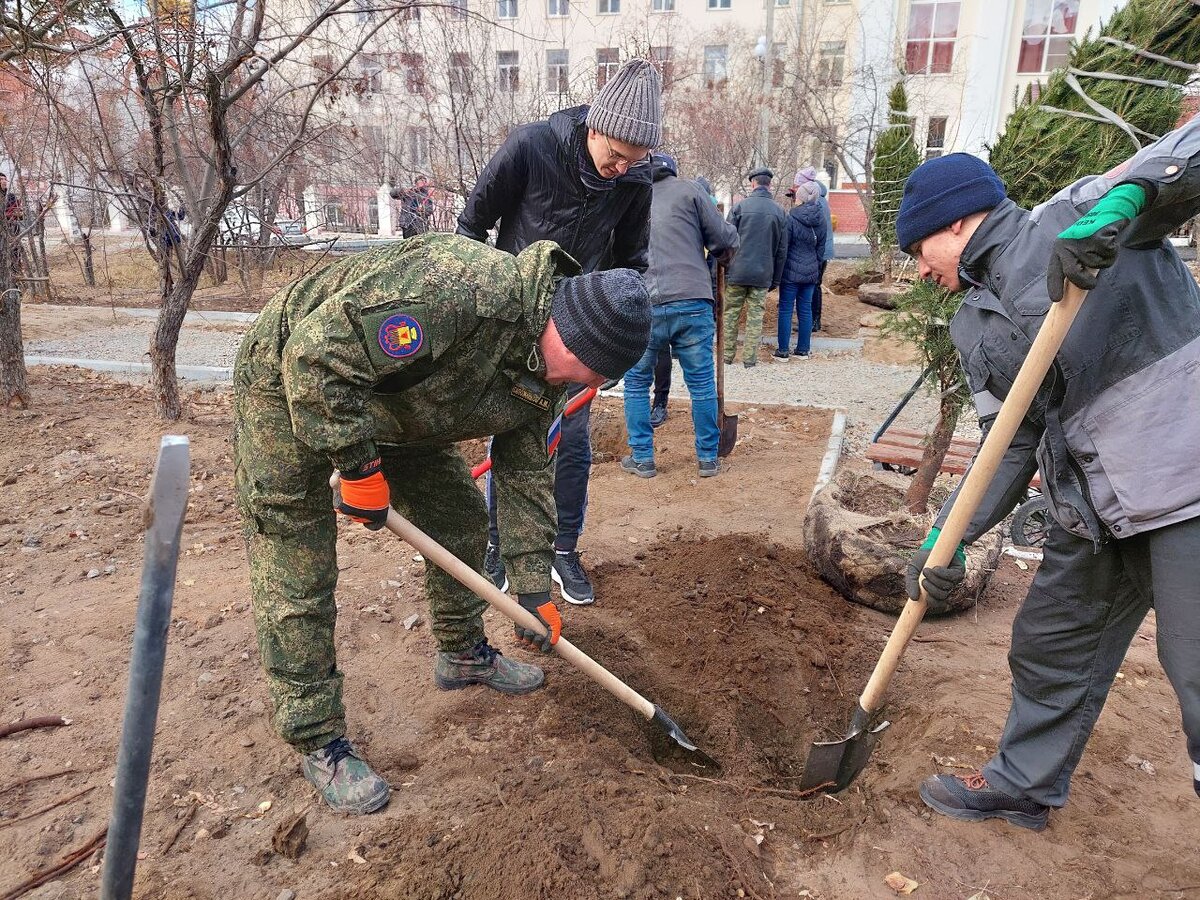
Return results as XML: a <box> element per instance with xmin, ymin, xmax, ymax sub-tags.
<box><xmin>905</xmin><ymin>527</ymin><xmax>967</xmax><ymax>612</ymax></box>
<box><xmin>1047</xmin><ymin>183</ymin><xmax>1146</xmax><ymax>302</ymax></box>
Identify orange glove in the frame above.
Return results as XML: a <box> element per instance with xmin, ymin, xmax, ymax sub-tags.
<box><xmin>515</xmin><ymin>591</ymin><xmax>561</xmax><ymax>653</ymax></box>
<box><xmin>336</xmin><ymin>458</ymin><xmax>390</xmax><ymax>530</ymax></box>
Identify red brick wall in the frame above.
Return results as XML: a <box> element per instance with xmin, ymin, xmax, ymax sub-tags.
<box><xmin>828</xmin><ymin>188</ymin><xmax>868</xmax><ymax>234</ymax></box>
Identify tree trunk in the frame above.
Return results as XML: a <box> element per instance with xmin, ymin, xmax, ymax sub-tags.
<box><xmin>904</xmin><ymin>395</ymin><xmax>961</xmax><ymax>513</ymax></box>
<box><xmin>150</xmin><ymin>263</ymin><xmax>203</xmax><ymax>420</ymax></box>
<box><xmin>881</xmin><ymin>249</ymin><xmax>894</xmax><ymax>289</ymax></box>
<box><xmin>80</xmin><ymin>231</ymin><xmax>96</xmax><ymax>287</ymax></box>
<box><xmin>0</xmin><ymin>228</ymin><xmax>29</xmax><ymax>408</ymax></box>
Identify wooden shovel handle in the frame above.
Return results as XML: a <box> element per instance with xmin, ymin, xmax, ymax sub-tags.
<box><xmin>858</xmin><ymin>281</ymin><xmax>1089</xmax><ymax>714</ymax></box>
<box><xmin>331</xmin><ymin>474</ymin><xmax>657</xmax><ymax>721</ymax></box>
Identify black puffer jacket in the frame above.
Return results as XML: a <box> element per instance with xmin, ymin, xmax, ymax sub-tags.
<box><xmin>456</xmin><ymin>105</ymin><xmax>652</xmax><ymax>273</ymax></box>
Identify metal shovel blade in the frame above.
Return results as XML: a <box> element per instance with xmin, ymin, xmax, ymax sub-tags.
<box><xmin>798</xmin><ymin>704</ymin><xmax>890</xmax><ymax>794</ymax></box>
<box><xmin>717</xmin><ymin>413</ymin><xmax>738</xmax><ymax>458</ymax></box>
<box><xmin>651</xmin><ymin>705</ymin><xmax>721</xmax><ymax>769</ymax></box>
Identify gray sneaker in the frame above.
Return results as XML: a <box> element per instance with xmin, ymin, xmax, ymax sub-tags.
<box><xmin>620</xmin><ymin>455</ymin><xmax>657</xmax><ymax>478</ymax></box>
<box><xmin>698</xmin><ymin>459</ymin><xmax>721</xmax><ymax>478</ymax></box>
<box><xmin>301</xmin><ymin>737</ymin><xmax>390</xmax><ymax>815</ymax></box>
<box><xmin>434</xmin><ymin>640</ymin><xmax>545</xmax><ymax>694</ymax></box>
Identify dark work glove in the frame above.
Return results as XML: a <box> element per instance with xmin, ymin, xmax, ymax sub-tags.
<box><xmin>1046</xmin><ymin>183</ymin><xmax>1146</xmax><ymax>302</ymax></box>
<box><xmin>905</xmin><ymin>528</ymin><xmax>967</xmax><ymax>613</ymax></box>
<box><xmin>515</xmin><ymin>591</ymin><xmax>562</xmax><ymax>653</ymax></box>
<box><xmin>335</xmin><ymin>458</ymin><xmax>389</xmax><ymax>530</ymax></box>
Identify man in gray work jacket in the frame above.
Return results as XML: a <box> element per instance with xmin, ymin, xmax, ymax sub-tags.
<box><xmin>895</xmin><ymin>117</ymin><xmax>1200</xmax><ymax>831</ymax></box>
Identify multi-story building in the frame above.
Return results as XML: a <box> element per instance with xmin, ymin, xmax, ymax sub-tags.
<box><xmin>278</xmin><ymin>0</ymin><xmax>1121</xmax><ymax>236</ymax></box>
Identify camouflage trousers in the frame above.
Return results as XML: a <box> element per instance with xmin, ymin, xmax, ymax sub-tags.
<box><xmin>233</xmin><ymin>381</ymin><xmax>488</xmax><ymax>752</ymax></box>
<box><xmin>722</xmin><ymin>284</ymin><xmax>767</xmax><ymax>365</ymax></box>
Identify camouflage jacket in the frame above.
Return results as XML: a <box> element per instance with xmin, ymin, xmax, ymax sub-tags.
<box><xmin>238</xmin><ymin>233</ymin><xmax>580</xmax><ymax>592</ymax></box>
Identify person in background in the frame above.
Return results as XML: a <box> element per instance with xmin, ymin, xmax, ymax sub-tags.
<box><xmin>457</xmin><ymin>58</ymin><xmax>661</xmax><ymax>606</ymax></box>
<box><xmin>395</xmin><ymin>176</ymin><xmax>434</xmax><ymax>238</ymax></box>
<box><xmin>774</xmin><ymin>179</ymin><xmax>828</xmax><ymax>360</ymax></box>
<box><xmin>794</xmin><ymin>166</ymin><xmax>835</xmax><ymax>331</ymax></box>
<box><xmin>723</xmin><ymin>167</ymin><xmax>787</xmax><ymax>368</ymax></box>
<box><xmin>621</xmin><ymin>153</ymin><xmax>738</xmax><ymax>478</ymax></box>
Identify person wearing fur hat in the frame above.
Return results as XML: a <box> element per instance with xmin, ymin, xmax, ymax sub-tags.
<box><xmin>458</xmin><ymin>58</ymin><xmax>662</xmax><ymax>606</ymax></box>
<box><xmin>896</xmin><ymin>119</ymin><xmax>1200</xmax><ymax>832</ymax></box>
<box><xmin>233</xmin><ymin>233</ymin><xmax>651</xmax><ymax>815</ymax></box>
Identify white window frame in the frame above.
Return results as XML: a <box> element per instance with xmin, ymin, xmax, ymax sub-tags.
<box><xmin>924</xmin><ymin>116</ymin><xmax>948</xmax><ymax>160</ymax></box>
<box><xmin>703</xmin><ymin>44</ymin><xmax>727</xmax><ymax>88</ymax></box>
<box><xmin>596</xmin><ymin>47</ymin><xmax>620</xmax><ymax>89</ymax></box>
<box><xmin>706</xmin><ymin>0</ymin><xmax>731</xmax><ymax>9</ymax></box>
<box><xmin>407</xmin><ymin>126</ymin><xmax>430</xmax><ymax>168</ymax></box>
<box><xmin>1017</xmin><ymin>0</ymin><xmax>1079</xmax><ymax>74</ymax></box>
<box><xmin>497</xmin><ymin>0</ymin><xmax>517</xmax><ymax>18</ymax></box>
<box><xmin>905</xmin><ymin>0</ymin><xmax>960</xmax><ymax>75</ymax></box>
<box><xmin>548</xmin><ymin>0</ymin><xmax>568</xmax><ymax>16</ymax></box>
<box><xmin>818</xmin><ymin>41</ymin><xmax>845</xmax><ymax>86</ymax></box>
<box><xmin>598</xmin><ymin>0</ymin><xmax>619</xmax><ymax>12</ymax></box>
<box><xmin>497</xmin><ymin>50</ymin><xmax>520</xmax><ymax>92</ymax></box>
<box><xmin>651</xmin><ymin>0</ymin><xmax>675</xmax><ymax>10</ymax></box>
<box><xmin>546</xmin><ymin>48</ymin><xmax>570</xmax><ymax>93</ymax></box>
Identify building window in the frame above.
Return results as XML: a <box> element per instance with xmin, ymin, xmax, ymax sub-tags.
<box><xmin>408</xmin><ymin>126</ymin><xmax>430</xmax><ymax>168</ymax></box>
<box><xmin>1018</xmin><ymin>0</ymin><xmax>1078</xmax><ymax>73</ymax></box>
<box><xmin>402</xmin><ymin>2</ymin><xmax>420</xmax><ymax>18</ymax></box>
<box><xmin>401</xmin><ymin>52</ymin><xmax>425</xmax><ymax>93</ymax></box>
<box><xmin>703</xmin><ymin>45</ymin><xmax>727</xmax><ymax>88</ymax></box>
<box><xmin>547</xmin><ymin>49</ymin><xmax>569</xmax><ymax>93</ymax></box>
<box><xmin>706</xmin><ymin>0</ymin><xmax>731</xmax><ymax>8</ymax></box>
<box><xmin>925</xmin><ymin>116</ymin><xmax>947</xmax><ymax>160</ymax></box>
<box><xmin>324</xmin><ymin>197</ymin><xmax>346</xmax><ymax>228</ymax></box>
<box><xmin>498</xmin><ymin>50</ymin><xmax>520</xmax><ymax>91</ymax></box>
<box><xmin>818</xmin><ymin>41</ymin><xmax>845</xmax><ymax>86</ymax></box>
<box><xmin>598</xmin><ymin>0</ymin><xmax>619</xmax><ymax>11</ymax></box>
<box><xmin>650</xmin><ymin>45</ymin><xmax>673</xmax><ymax>86</ymax></box>
<box><xmin>354</xmin><ymin>0</ymin><xmax>375</xmax><ymax>23</ymax></box>
<box><xmin>548</xmin><ymin>0</ymin><xmax>568</xmax><ymax>16</ymax></box>
<box><xmin>447</xmin><ymin>0</ymin><xmax>467</xmax><ymax>18</ymax></box>
<box><xmin>497</xmin><ymin>0</ymin><xmax>517</xmax><ymax>18</ymax></box>
<box><xmin>651</xmin><ymin>0</ymin><xmax>674</xmax><ymax>9</ymax></box>
<box><xmin>449</xmin><ymin>52</ymin><xmax>471</xmax><ymax>93</ymax></box>
<box><xmin>358</xmin><ymin>54</ymin><xmax>383</xmax><ymax>93</ymax></box>
<box><xmin>905</xmin><ymin>1</ymin><xmax>960</xmax><ymax>75</ymax></box>
<box><xmin>596</xmin><ymin>48</ymin><xmax>620</xmax><ymax>89</ymax></box>
<box><xmin>813</xmin><ymin>138</ymin><xmax>838</xmax><ymax>188</ymax></box>
<box><xmin>367</xmin><ymin>196</ymin><xmax>379</xmax><ymax>233</ymax></box>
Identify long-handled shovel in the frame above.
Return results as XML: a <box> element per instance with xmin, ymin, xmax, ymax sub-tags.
<box><xmin>331</xmin><ymin>476</ymin><xmax>719</xmax><ymax>768</ymax></box>
<box><xmin>715</xmin><ymin>266</ymin><xmax>739</xmax><ymax>457</ymax></box>
<box><xmin>799</xmin><ymin>281</ymin><xmax>1090</xmax><ymax>794</ymax></box>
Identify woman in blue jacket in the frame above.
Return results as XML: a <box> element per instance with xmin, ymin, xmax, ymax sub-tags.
<box><xmin>775</xmin><ymin>181</ymin><xmax>829</xmax><ymax>359</ymax></box>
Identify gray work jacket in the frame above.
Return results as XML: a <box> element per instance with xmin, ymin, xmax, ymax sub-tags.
<box><xmin>646</xmin><ymin>170</ymin><xmax>739</xmax><ymax>306</ymax></box>
<box><xmin>937</xmin><ymin>114</ymin><xmax>1200</xmax><ymax>546</ymax></box>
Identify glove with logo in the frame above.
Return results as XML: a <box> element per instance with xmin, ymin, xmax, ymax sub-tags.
<box><xmin>515</xmin><ymin>591</ymin><xmax>562</xmax><ymax>653</ymax></box>
<box><xmin>335</xmin><ymin>458</ymin><xmax>390</xmax><ymax>530</ymax></box>
<box><xmin>1047</xmin><ymin>183</ymin><xmax>1146</xmax><ymax>302</ymax></box>
<box><xmin>905</xmin><ymin>527</ymin><xmax>967</xmax><ymax>613</ymax></box>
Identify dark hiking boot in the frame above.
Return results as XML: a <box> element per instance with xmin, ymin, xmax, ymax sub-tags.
<box><xmin>434</xmin><ymin>640</ymin><xmax>544</xmax><ymax>694</ymax></box>
<box><xmin>650</xmin><ymin>404</ymin><xmax>669</xmax><ymax>429</ymax></box>
<box><xmin>301</xmin><ymin>737</ymin><xmax>390</xmax><ymax>815</ymax></box>
<box><xmin>552</xmin><ymin>549</ymin><xmax>596</xmax><ymax>605</ymax></box>
<box><xmin>484</xmin><ymin>542</ymin><xmax>509</xmax><ymax>592</ymax></box>
<box><xmin>919</xmin><ymin>771</ymin><xmax>1049</xmax><ymax>831</ymax></box>
<box><xmin>772</xmin><ymin>349</ymin><xmax>789</xmax><ymax>360</ymax></box>
<box><xmin>620</xmin><ymin>455</ymin><xmax>657</xmax><ymax>479</ymax></box>
<box><xmin>698</xmin><ymin>459</ymin><xmax>721</xmax><ymax>478</ymax></box>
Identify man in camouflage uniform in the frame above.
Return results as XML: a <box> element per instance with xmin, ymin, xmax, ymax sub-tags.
<box><xmin>234</xmin><ymin>233</ymin><xmax>650</xmax><ymax>814</ymax></box>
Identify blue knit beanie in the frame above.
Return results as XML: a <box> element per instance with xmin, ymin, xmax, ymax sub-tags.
<box><xmin>896</xmin><ymin>153</ymin><xmax>1007</xmax><ymax>253</ymax></box>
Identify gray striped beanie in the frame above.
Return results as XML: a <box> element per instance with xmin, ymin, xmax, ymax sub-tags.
<box><xmin>585</xmin><ymin>59</ymin><xmax>663</xmax><ymax>149</ymax></box>
<box><xmin>550</xmin><ymin>269</ymin><xmax>651</xmax><ymax>379</ymax></box>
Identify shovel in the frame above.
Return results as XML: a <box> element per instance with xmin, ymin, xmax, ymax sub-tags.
<box><xmin>799</xmin><ymin>280</ymin><xmax>1090</xmax><ymax>794</ymax></box>
<box><xmin>714</xmin><ymin>265</ymin><xmax>738</xmax><ymax>457</ymax></box>
<box><xmin>331</xmin><ymin>475</ymin><xmax>719</xmax><ymax>768</ymax></box>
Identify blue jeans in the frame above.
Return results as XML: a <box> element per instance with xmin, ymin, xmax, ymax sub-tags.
<box><xmin>778</xmin><ymin>281</ymin><xmax>818</xmax><ymax>355</ymax></box>
<box><xmin>623</xmin><ymin>300</ymin><xmax>719</xmax><ymax>463</ymax></box>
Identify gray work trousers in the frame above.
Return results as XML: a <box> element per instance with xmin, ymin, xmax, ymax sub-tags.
<box><xmin>983</xmin><ymin>516</ymin><xmax>1200</xmax><ymax>807</ymax></box>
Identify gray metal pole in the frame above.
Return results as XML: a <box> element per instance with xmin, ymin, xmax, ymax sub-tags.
<box><xmin>100</xmin><ymin>436</ymin><xmax>190</xmax><ymax>900</ymax></box>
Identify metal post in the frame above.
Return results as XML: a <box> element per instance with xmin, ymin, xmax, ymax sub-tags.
<box><xmin>100</xmin><ymin>436</ymin><xmax>190</xmax><ymax>900</ymax></box>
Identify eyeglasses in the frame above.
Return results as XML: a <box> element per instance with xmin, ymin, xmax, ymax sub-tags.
<box><xmin>603</xmin><ymin>133</ymin><xmax>651</xmax><ymax>170</ymax></box>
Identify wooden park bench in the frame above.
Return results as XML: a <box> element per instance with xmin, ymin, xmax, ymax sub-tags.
<box><xmin>867</xmin><ymin>425</ymin><xmax>1041</xmax><ymax>488</ymax></box>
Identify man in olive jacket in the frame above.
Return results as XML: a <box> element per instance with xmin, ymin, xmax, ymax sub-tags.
<box><xmin>458</xmin><ymin>58</ymin><xmax>660</xmax><ymax>605</ymax></box>
<box><xmin>723</xmin><ymin>167</ymin><xmax>788</xmax><ymax>368</ymax></box>
<box><xmin>234</xmin><ymin>234</ymin><xmax>650</xmax><ymax>815</ymax></box>
<box><xmin>897</xmin><ymin>117</ymin><xmax>1200</xmax><ymax>832</ymax></box>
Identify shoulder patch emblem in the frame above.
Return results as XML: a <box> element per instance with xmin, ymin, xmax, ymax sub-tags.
<box><xmin>378</xmin><ymin>313</ymin><xmax>424</xmax><ymax>359</ymax></box>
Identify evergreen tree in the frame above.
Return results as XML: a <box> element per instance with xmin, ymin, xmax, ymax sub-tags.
<box><xmin>869</xmin><ymin>81</ymin><xmax>922</xmax><ymax>285</ymax></box>
<box><xmin>989</xmin><ymin>0</ymin><xmax>1200</xmax><ymax>209</ymax></box>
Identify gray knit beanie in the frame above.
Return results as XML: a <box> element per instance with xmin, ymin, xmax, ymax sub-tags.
<box><xmin>550</xmin><ymin>269</ymin><xmax>651</xmax><ymax>379</ymax></box>
<box><xmin>585</xmin><ymin>59</ymin><xmax>663</xmax><ymax>149</ymax></box>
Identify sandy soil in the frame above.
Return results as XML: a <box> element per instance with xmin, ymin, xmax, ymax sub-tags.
<box><xmin>2</xmin><ymin>369</ymin><xmax>1198</xmax><ymax>900</ymax></box>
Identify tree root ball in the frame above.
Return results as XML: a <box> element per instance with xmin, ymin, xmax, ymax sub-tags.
<box><xmin>803</xmin><ymin>468</ymin><xmax>1003</xmax><ymax>615</ymax></box>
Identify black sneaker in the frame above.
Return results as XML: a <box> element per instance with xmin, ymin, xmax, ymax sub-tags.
<box><xmin>552</xmin><ymin>549</ymin><xmax>595</xmax><ymax>605</ymax></box>
<box><xmin>772</xmin><ymin>349</ymin><xmax>789</xmax><ymax>360</ymax></box>
<box><xmin>698</xmin><ymin>459</ymin><xmax>720</xmax><ymax>478</ymax></box>
<box><xmin>919</xmin><ymin>772</ymin><xmax>1049</xmax><ymax>831</ymax></box>
<box><xmin>811</xmin><ymin>320</ymin><xmax>821</xmax><ymax>332</ymax></box>
<box><xmin>620</xmin><ymin>455</ymin><xmax>657</xmax><ymax>478</ymax></box>
<box><xmin>650</xmin><ymin>404</ymin><xmax>668</xmax><ymax>429</ymax></box>
<box><xmin>484</xmin><ymin>542</ymin><xmax>509</xmax><ymax>592</ymax></box>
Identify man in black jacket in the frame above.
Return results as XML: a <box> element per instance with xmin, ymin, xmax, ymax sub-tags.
<box><xmin>723</xmin><ymin>167</ymin><xmax>788</xmax><ymax>368</ymax></box>
<box><xmin>458</xmin><ymin>58</ymin><xmax>661</xmax><ymax>606</ymax></box>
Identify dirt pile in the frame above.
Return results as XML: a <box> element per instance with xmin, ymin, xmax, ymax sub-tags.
<box><xmin>336</xmin><ymin>534</ymin><xmax>880</xmax><ymax>900</ymax></box>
